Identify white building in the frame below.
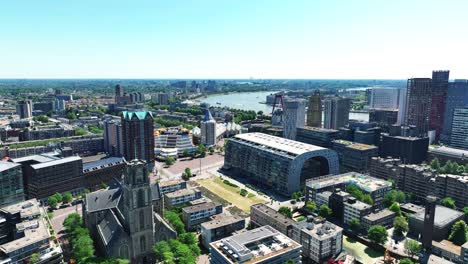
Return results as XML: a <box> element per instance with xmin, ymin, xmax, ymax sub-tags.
<box><xmin>283</xmin><ymin>98</ymin><xmax>306</xmax><ymax>140</ymax></box>
<box><xmin>201</xmin><ymin>108</ymin><xmax>217</xmax><ymax>146</ymax></box>
<box><xmin>369</xmin><ymin>87</ymin><xmax>400</xmax><ymax>110</ymax></box>
<box><xmin>397</xmin><ymin>87</ymin><xmax>407</xmax><ymax>125</ymax></box>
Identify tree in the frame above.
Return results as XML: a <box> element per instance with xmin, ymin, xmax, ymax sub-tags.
<box><xmin>449</xmin><ymin>220</ymin><xmax>468</xmax><ymax>245</ymax></box>
<box><xmin>430</xmin><ymin>158</ymin><xmax>441</xmax><ymax>170</ymax></box>
<box><xmin>349</xmin><ymin>218</ymin><xmax>361</xmax><ymax>233</ymax></box>
<box><xmin>441</xmin><ymin>197</ymin><xmax>456</xmax><ymax>209</ymax></box>
<box><xmin>399</xmin><ymin>258</ymin><xmax>414</xmax><ymax>264</ymax></box>
<box><xmin>75</xmin><ymin>127</ymin><xmax>87</xmax><ymax>136</ymax></box>
<box><xmin>184</xmin><ymin>168</ymin><xmax>192</xmax><ymax>178</ymax></box>
<box><xmin>319</xmin><ymin>204</ymin><xmax>332</xmax><ymax>219</ymax></box>
<box><xmin>29</xmin><ymin>253</ymin><xmax>40</xmax><ymax>264</ymax></box>
<box><xmin>393</xmin><ymin>216</ymin><xmax>409</xmax><ymax>236</ymax></box>
<box><xmin>165</xmin><ymin>156</ymin><xmax>175</xmax><ymax>166</ymax></box>
<box><xmin>305</xmin><ymin>201</ymin><xmax>316</xmax><ymax>212</ymax></box>
<box><xmin>182</xmin><ymin>172</ymin><xmax>190</xmax><ymax>181</ymax></box>
<box><xmin>72</xmin><ymin>233</ymin><xmax>95</xmax><ymax>261</ymax></box>
<box><xmin>208</xmin><ymin>146</ymin><xmax>215</xmax><ymax>154</ymax></box>
<box><xmin>278</xmin><ymin>206</ymin><xmax>293</xmax><ymax>219</ymax></box>
<box><xmin>404</xmin><ymin>239</ymin><xmax>421</xmax><ymax>259</ymax></box>
<box><xmin>62</xmin><ymin>192</ymin><xmax>73</xmax><ymax>204</ymax></box>
<box><xmin>368</xmin><ymin>225</ymin><xmax>388</xmax><ymax>245</ymax></box>
<box><xmin>63</xmin><ymin>213</ymin><xmax>83</xmax><ymax>232</ymax></box>
<box><xmin>383</xmin><ymin>190</ymin><xmax>406</xmax><ymax>207</ymax></box>
<box><xmin>164</xmin><ymin>211</ymin><xmax>185</xmax><ymax>234</ymax></box>
<box><xmin>100</xmin><ymin>182</ymin><xmax>108</xmax><ymax>189</ymax></box>
<box><xmin>48</xmin><ymin>196</ymin><xmax>58</xmax><ymax>209</ymax></box>
<box><xmin>153</xmin><ymin>241</ymin><xmax>171</xmax><ymax>261</ymax></box>
<box><xmin>463</xmin><ymin>207</ymin><xmax>468</xmax><ymax>216</ymax></box>
<box><xmin>178</xmin><ymin>232</ymin><xmax>198</xmax><ymax>245</ymax></box>
<box><xmin>389</xmin><ymin>202</ymin><xmax>402</xmax><ymax>216</ymax></box>
<box><xmin>183</xmin><ymin>149</ymin><xmax>190</xmax><ymax>157</ymax></box>
<box><xmin>52</xmin><ymin>192</ymin><xmax>63</xmax><ymax>203</ymax></box>
<box><xmin>362</xmin><ymin>194</ymin><xmax>374</xmax><ymax>205</ymax></box>
<box><xmin>387</xmin><ymin>179</ymin><xmax>396</xmax><ymax>189</ymax></box>
<box><xmin>291</xmin><ymin>191</ymin><xmax>303</xmax><ymax>201</ymax></box>
<box><xmin>284</xmin><ymin>260</ymin><xmax>294</xmax><ymax>264</ymax></box>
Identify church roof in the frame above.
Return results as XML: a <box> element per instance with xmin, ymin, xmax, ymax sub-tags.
<box><xmin>152</xmin><ymin>183</ymin><xmax>162</xmax><ymax>201</ymax></box>
<box><xmin>85</xmin><ymin>186</ymin><xmax>122</xmax><ymax>213</ymax></box>
<box><xmin>203</xmin><ymin>108</ymin><xmax>214</xmax><ymax>122</ymax></box>
<box><xmin>122</xmin><ymin>111</ymin><xmax>153</xmax><ymax>121</ymax></box>
<box><xmin>97</xmin><ymin>209</ymin><xmax>126</xmax><ymax>247</ymax></box>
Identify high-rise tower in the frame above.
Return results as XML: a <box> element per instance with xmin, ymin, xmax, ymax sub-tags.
<box><xmin>422</xmin><ymin>196</ymin><xmax>437</xmax><ymax>250</ymax></box>
<box><xmin>429</xmin><ymin>71</ymin><xmax>450</xmax><ymax>139</ymax></box>
<box><xmin>307</xmin><ymin>90</ymin><xmax>322</xmax><ymax>127</ymax></box>
<box><xmin>121</xmin><ymin>111</ymin><xmax>155</xmax><ymax>167</ymax></box>
<box><xmin>283</xmin><ymin>98</ymin><xmax>306</xmax><ymax>140</ymax></box>
<box><xmin>404</xmin><ymin>78</ymin><xmax>432</xmax><ymax>136</ymax></box>
<box><xmin>201</xmin><ymin>108</ymin><xmax>217</xmax><ymax>146</ymax></box>
<box><xmin>323</xmin><ymin>96</ymin><xmax>351</xmax><ymax>130</ymax></box>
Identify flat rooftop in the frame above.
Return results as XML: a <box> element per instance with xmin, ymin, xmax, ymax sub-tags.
<box><xmin>83</xmin><ymin>157</ymin><xmax>125</xmax><ymax>172</ymax></box>
<box><xmin>0</xmin><ymin>199</ymin><xmax>41</xmax><ymax>219</ymax></box>
<box><xmin>31</xmin><ymin>156</ymin><xmax>82</xmax><ymax>170</ymax></box>
<box><xmin>294</xmin><ymin>219</ymin><xmax>342</xmax><ymax>240</ymax></box>
<box><xmin>159</xmin><ymin>179</ymin><xmax>185</xmax><ymax>187</ymax></box>
<box><xmin>307</xmin><ymin>172</ymin><xmax>391</xmax><ymax>193</ymax></box>
<box><xmin>0</xmin><ymin>218</ymin><xmax>50</xmax><ymax>254</ymax></box>
<box><xmin>251</xmin><ymin>203</ymin><xmax>295</xmax><ymax>226</ymax></box>
<box><xmin>0</xmin><ymin>161</ymin><xmax>20</xmax><ymax>172</ymax></box>
<box><xmin>210</xmin><ymin>225</ymin><xmax>301</xmax><ymax>264</ymax></box>
<box><xmin>165</xmin><ymin>188</ymin><xmax>199</xmax><ymax>198</ymax></box>
<box><xmin>346</xmin><ymin>199</ymin><xmax>372</xmax><ymax>211</ymax></box>
<box><xmin>363</xmin><ymin>209</ymin><xmax>395</xmax><ymax>222</ymax></box>
<box><xmin>299</xmin><ymin>126</ymin><xmax>339</xmax><ymax>133</ymax></box>
<box><xmin>333</xmin><ymin>140</ymin><xmax>377</xmax><ymax>151</ymax></box>
<box><xmin>201</xmin><ymin>215</ymin><xmax>244</xmax><ymax>230</ymax></box>
<box><xmin>413</xmin><ymin>205</ymin><xmax>463</xmax><ymax>228</ymax></box>
<box><xmin>11</xmin><ymin>154</ymin><xmax>58</xmax><ymax>164</ymax></box>
<box><xmin>183</xmin><ymin>202</ymin><xmax>220</xmax><ymax>214</ymax></box>
<box><xmin>430</xmin><ymin>146</ymin><xmax>468</xmax><ymax>159</ymax></box>
<box><xmin>233</xmin><ymin>132</ymin><xmax>325</xmax><ymax>156</ymax></box>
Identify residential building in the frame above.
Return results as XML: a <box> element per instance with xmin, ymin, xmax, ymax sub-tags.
<box><xmin>250</xmin><ymin>203</ymin><xmax>296</xmax><ymax>237</ymax></box>
<box><xmin>305</xmin><ymin>172</ymin><xmax>392</xmax><ymax>209</ymax></box>
<box><xmin>19</xmin><ymin>124</ymin><xmax>75</xmax><ymax>141</ymax></box>
<box><xmin>224</xmin><ymin>132</ymin><xmax>339</xmax><ymax>196</ymax></box>
<box><xmin>369</xmin><ymin>87</ymin><xmax>400</xmax><ymax>109</ymax></box>
<box><xmin>380</xmin><ymin>133</ymin><xmax>429</xmax><ymax>164</ymax></box>
<box><xmin>328</xmin><ymin>190</ymin><xmax>351</xmax><ymax>223</ymax></box>
<box><xmin>283</xmin><ymin>98</ymin><xmax>306</xmax><ymax>140</ymax></box>
<box><xmin>0</xmin><ymin>199</ymin><xmax>63</xmax><ymax>263</ymax></box>
<box><xmin>121</xmin><ymin>111</ymin><xmax>155</xmax><ymax>166</ymax></box>
<box><xmin>0</xmin><ymin>161</ymin><xmax>25</xmax><ymax>207</ymax></box>
<box><xmin>13</xmin><ymin>154</ymin><xmax>83</xmax><ymax>199</ymax></box>
<box><xmin>324</xmin><ymin>96</ymin><xmax>351</xmax><ymax>129</ymax></box>
<box><xmin>291</xmin><ymin>217</ymin><xmax>343</xmax><ymax>263</ymax></box>
<box><xmin>181</xmin><ymin>202</ymin><xmax>223</xmax><ymax>230</ymax></box>
<box><xmin>54</xmin><ymin>99</ymin><xmax>66</xmax><ymax>113</ymax></box>
<box><xmin>316</xmin><ymin>191</ymin><xmax>332</xmax><ymax>209</ymax></box>
<box><xmin>103</xmin><ymin>119</ymin><xmax>123</xmax><ymax>156</ymax></box>
<box><xmin>200</xmin><ymin>215</ymin><xmax>245</xmax><ymax>248</ymax></box>
<box><xmin>164</xmin><ymin>188</ymin><xmax>202</xmax><ymax>208</ymax></box>
<box><xmin>450</xmin><ymin>108</ymin><xmax>468</xmax><ymax>150</ymax></box>
<box><xmin>201</xmin><ymin>108</ymin><xmax>217</xmax><ymax>146</ymax></box>
<box><xmin>442</xmin><ymin>80</ymin><xmax>468</xmax><ymax>142</ymax></box>
<box><xmin>306</xmin><ymin>90</ymin><xmax>322</xmax><ymax>127</ymax></box>
<box><xmin>361</xmin><ymin>209</ymin><xmax>396</xmax><ymax>231</ymax></box>
<box><xmin>16</xmin><ymin>100</ymin><xmax>33</xmax><ymax>119</ymax></box>
<box><xmin>152</xmin><ymin>93</ymin><xmax>169</xmax><ymax>105</ymax></box>
<box><xmin>83</xmin><ymin>160</ymin><xmax>176</xmax><ymax>263</ymax></box>
<box><xmin>209</xmin><ymin>225</ymin><xmax>302</xmax><ymax>264</ymax></box>
<box><xmin>332</xmin><ymin>140</ymin><xmax>378</xmax><ymax>172</ymax></box>
<box><xmin>404</xmin><ymin>78</ymin><xmax>432</xmax><ymax>136</ymax></box>
<box><xmin>295</xmin><ymin>126</ymin><xmax>339</xmax><ymax>148</ymax></box>
<box><xmin>343</xmin><ymin>197</ymin><xmax>372</xmax><ymax>225</ymax></box>
<box><xmin>429</xmin><ymin>71</ymin><xmax>450</xmax><ymax>139</ymax></box>
<box><xmin>159</xmin><ymin>180</ymin><xmax>187</xmax><ymax>194</ymax></box>
<box><xmin>82</xmin><ymin>157</ymin><xmax>126</xmax><ymax>191</ymax></box>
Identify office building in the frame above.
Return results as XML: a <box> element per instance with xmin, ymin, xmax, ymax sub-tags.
<box><xmin>0</xmin><ymin>162</ymin><xmax>25</xmax><ymax>207</ymax></box>
<box><xmin>19</xmin><ymin>124</ymin><xmax>75</xmax><ymax>141</ymax></box>
<box><xmin>0</xmin><ymin>199</ymin><xmax>63</xmax><ymax>263</ymax></box>
<box><xmin>209</xmin><ymin>225</ymin><xmax>302</xmax><ymax>264</ymax></box>
<box><xmin>250</xmin><ymin>203</ymin><xmax>296</xmax><ymax>237</ymax></box>
<box><xmin>361</xmin><ymin>209</ymin><xmax>396</xmax><ymax>231</ymax></box>
<box><xmin>404</xmin><ymin>78</ymin><xmax>432</xmax><ymax>136</ymax></box>
<box><xmin>380</xmin><ymin>133</ymin><xmax>429</xmax><ymax>164</ymax></box>
<box><xmin>201</xmin><ymin>108</ymin><xmax>217</xmax><ymax>146</ymax></box>
<box><xmin>291</xmin><ymin>217</ymin><xmax>343</xmax><ymax>263</ymax></box>
<box><xmin>343</xmin><ymin>197</ymin><xmax>372</xmax><ymax>225</ymax></box>
<box><xmin>200</xmin><ymin>215</ymin><xmax>245</xmax><ymax>249</ymax></box>
<box><xmin>283</xmin><ymin>98</ymin><xmax>306</xmax><ymax>140</ymax></box>
<box><xmin>450</xmin><ymin>108</ymin><xmax>468</xmax><ymax>150</ymax></box>
<box><xmin>224</xmin><ymin>132</ymin><xmax>339</xmax><ymax>196</ymax></box>
<box><xmin>397</xmin><ymin>87</ymin><xmax>407</xmax><ymax>125</ymax></box>
<box><xmin>442</xmin><ymin>80</ymin><xmax>468</xmax><ymax>142</ymax></box>
<box><xmin>369</xmin><ymin>87</ymin><xmax>400</xmax><ymax>109</ymax></box>
<box><xmin>54</xmin><ymin>99</ymin><xmax>66</xmax><ymax>113</ymax></box>
<box><xmin>103</xmin><ymin>119</ymin><xmax>123</xmax><ymax>156</ymax></box>
<box><xmin>369</xmin><ymin>108</ymin><xmax>398</xmax><ymax>132</ymax></box>
<box><xmin>13</xmin><ymin>154</ymin><xmax>83</xmax><ymax>199</ymax></box>
<box><xmin>324</xmin><ymin>96</ymin><xmax>351</xmax><ymax>129</ymax></box>
<box><xmin>429</xmin><ymin>71</ymin><xmax>450</xmax><ymax>139</ymax></box>
<box><xmin>306</xmin><ymin>90</ymin><xmax>322</xmax><ymax>127</ymax></box>
<box><xmin>154</xmin><ymin>127</ymin><xmax>196</xmax><ymax>156</ymax></box>
<box><xmin>159</xmin><ymin>180</ymin><xmax>187</xmax><ymax>194</ymax></box>
<box><xmin>16</xmin><ymin>100</ymin><xmax>33</xmax><ymax>119</ymax></box>
<box><xmin>295</xmin><ymin>126</ymin><xmax>339</xmax><ymax>148</ymax></box>
<box><xmin>409</xmin><ymin>202</ymin><xmax>463</xmax><ymax>244</ymax></box>
<box><xmin>121</xmin><ymin>111</ymin><xmax>155</xmax><ymax>166</ymax></box>
<box><xmin>332</xmin><ymin>140</ymin><xmax>378</xmax><ymax>173</ymax></box>
<box><xmin>82</xmin><ymin>157</ymin><xmax>126</xmax><ymax>191</ymax></box>
<box><xmin>181</xmin><ymin>202</ymin><xmax>223</xmax><ymax>230</ymax></box>
<box><xmin>305</xmin><ymin>172</ymin><xmax>392</xmax><ymax>209</ymax></box>
<box><xmin>164</xmin><ymin>188</ymin><xmax>202</xmax><ymax>208</ymax></box>
<box><xmin>84</xmin><ymin>159</ymin><xmax>176</xmax><ymax>262</ymax></box>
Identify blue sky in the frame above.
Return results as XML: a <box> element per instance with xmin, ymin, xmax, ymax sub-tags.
<box><xmin>1</xmin><ymin>0</ymin><xmax>467</xmax><ymax>79</ymax></box>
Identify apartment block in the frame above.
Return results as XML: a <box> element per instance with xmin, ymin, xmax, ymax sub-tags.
<box><xmin>181</xmin><ymin>202</ymin><xmax>223</xmax><ymax>230</ymax></box>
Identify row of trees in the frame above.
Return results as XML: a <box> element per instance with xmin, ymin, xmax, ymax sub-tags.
<box><xmin>430</xmin><ymin>158</ymin><xmax>468</xmax><ymax>175</ymax></box>
<box><xmin>304</xmin><ymin>201</ymin><xmax>333</xmax><ymax>219</ymax></box>
<box><xmin>48</xmin><ymin>192</ymin><xmax>73</xmax><ymax>208</ymax></box>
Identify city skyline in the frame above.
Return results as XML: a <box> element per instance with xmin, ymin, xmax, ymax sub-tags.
<box><xmin>1</xmin><ymin>0</ymin><xmax>468</xmax><ymax>79</ymax></box>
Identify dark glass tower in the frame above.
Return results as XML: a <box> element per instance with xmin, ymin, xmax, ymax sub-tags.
<box><xmin>404</xmin><ymin>78</ymin><xmax>432</xmax><ymax>136</ymax></box>
<box><xmin>429</xmin><ymin>71</ymin><xmax>449</xmax><ymax>139</ymax></box>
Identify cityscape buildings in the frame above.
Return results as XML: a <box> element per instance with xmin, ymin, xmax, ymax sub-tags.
<box><xmin>404</xmin><ymin>78</ymin><xmax>432</xmax><ymax>136</ymax></box>
<box><xmin>103</xmin><ymin>119</ymin><xmax>123</xmax><ymax>157</ymax></box>
<box><xmin>295</xmin><ymin>126</ymin><xmax>339</xmax><ymax>148</ymax></box>
<box><xmin>200</xmin><ymin>215</ymin><xmax>245</xmax><ymax>249</ymax></box>
<box><xmin>429</xmin><ymin>71</ymin><xmax>450</xmax><ymax>139</ymax></box>
<box><xmin>368</xmin><ymin>87</ymin><xmax>400</xmax><ymax>109</ymax></box>
<box><xmin>323</xmin><ymin>96</ymin><xmax>351</xmax><ymax>130</ymax></box>
<box><xmin>450</xmin><ymin>108</ymin><xmax>468</xmax><ymax>150</ymax></box>
<box><xmin>121</xmin><ymin>111</ymin><xmax>155</xmax><ymax>166</ymax></box>
<box><xmin>442</xmin><ymin>79</ymin><xmax>468</xmax><ymax>142</ymax></box>
<box><xmin>306</xmin><ymin>90</ymin><xmax>322</xmax><ymax>127</ymax></box>
<box><xmin>331</xmin><ymin>140</ymin><xmax>378</xmax><ymax>172</ymax></box>
<box><xmin>282</xmin><ymin>98</ymin><xmax>306</xmax><ymax>140</ymax></box>
<box><xmin>201</xmin><ymin>108</ymin><xmax>217</xmax><ymax>146</ymax></box>
<box><xmin>0</xmin><ymin>161</ymin><xmax>25</xmax><ymax>207</ymax></box>
<box><xmin>15</xmin><ymin>100</ymin><xmax>33</xmax><ymax>119</ymax></box>
<box><xmin>224</xmin><ymin>132</ymin><xmax>339</xmax><ymax>195</ymax></box>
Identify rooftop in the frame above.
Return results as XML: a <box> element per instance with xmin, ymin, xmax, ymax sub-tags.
<box><xmin>233</xmin><ymin>132</ymin><xmax>325</xmax><ymax>156</ymax></box>
<box><xmin>294</xmin><ymin>219</ymin><xmax>342</xmax><ymax>240</ymax></box>
<box><xmin>11</xmin><ymin>154</ymin><xmax>58</xmax><ymax>164</ymax></box>
<box><xmin>159</xmin><ymin>179</ymin><xmax>186</xmax><ymax>188</ymax></box>
<box><xmin>31</xmin><ymin>156</ymin><xmax>82</xmax><ymax>170</ymax></box>
<box><xmin>432</xmin><ymin>240</ymin><xmax>461</xmax><ymax>256</ymax></box>
<box><xmin>0</xmin><ymin>161</ymin><xmax>21</xmax><ymax>173</ymax></box>
<box><xmin>0</xmin><ymin>218</ymin><xmax>50</xmax><ymax>254</ymax></box>
<box><xmin>430</xmin><ymin>146</ymin><xmax>468</xmax><ymax>159</ymax></box>
<box><xmin>251</xmin><ymin>203</ymin><xmax>295</xmax><ymax>226</ymax></box>
<box><xmin>165</xmin><ymin>188</ymin><xmax>199</xmax><ymax>198</ymax></box>
<box><xmin>122</xmin><ymin>111</ymin><xmax>153</xmax><ymax>121</ymax></box>
<box><xmin>333</xmin><ymin>140</ymin><xmax>377</xmax><ymax>151</ymax></box>
<box><xmin>201</xmin><ymin>215</ymin><xmax>244</xmax><ymax>230</ymax></box>
<box><xmin>210</xmin><ymin>225</ymin><xmax>301</xmax><ymax>264</ymax></box>
<box><xmin>412</xmin><ymin>205</ymin><xmax>464</xmax><ymax>228</ymax></box>
<box><xmin>182</xmin><ymin>202</ymin><xmax>220</xmax><ymax>214</ymax></box>
<box><xmin>363</xmin><ymin>209</ymin><xmax>395</xmax><ymax>222</ymax></box>
<box><xmin>85</xmin><ymin>185</ymin><xmax>122</xmax><ymax>213</ymax></box>
<box><xmin>299</xmin><ymin>126</ymin><xmax>339</xmax><ymax>133</ymax></box>
<box><xmin>83</xmin><ymin>157</ymin><xmax>125</xmax><ymax>172</ymax></box>
<box><xmin>346</xmin><ymin>199</ymin><xmax>372</xmax><ymax>211</ymax></box>
<box><xmin>0</xmin><ymin>199</ymin><xmax>41</xmax><ymax>219</ymax></box>
<box><xmin>307</xmin><ymin>172</ymin><xmax>392</xmax><ymax>193</ymax></box>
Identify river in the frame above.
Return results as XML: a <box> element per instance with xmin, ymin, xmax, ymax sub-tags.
<box><xmin>200</xmin><ymin>91</ymin><xmax>369</xmax><ymax>121</ymax></box>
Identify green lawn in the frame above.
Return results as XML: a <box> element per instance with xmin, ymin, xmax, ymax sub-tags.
<box><xmin>197</xmin><ymin>177</ymin><xmax>266</xmax><ymax>212</ymax></box>
<box><xmin>342</xmin><ymin>235</ymin><xmax>384</xmax><ymax>264</ymax></box>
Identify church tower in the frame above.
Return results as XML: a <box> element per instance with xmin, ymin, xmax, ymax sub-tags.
<box><xmin>122</xmin><ymin>159</ymin><xmax>155</xmax><ymax>263</ymax></box>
